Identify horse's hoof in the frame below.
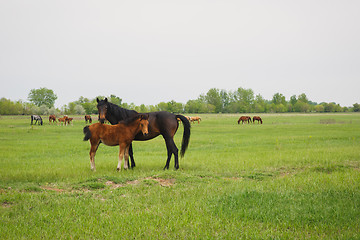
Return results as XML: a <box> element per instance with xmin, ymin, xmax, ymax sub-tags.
<box><xmin>116</xmin><ymin>168</ymin><xmax>120</xmax><ymax>171</ymax></box>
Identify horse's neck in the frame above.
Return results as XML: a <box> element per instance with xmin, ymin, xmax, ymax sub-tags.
<box><xmin>107</xmin><ymin>103</ymin><xmax>138</xmax><ymax>124</ymax></box>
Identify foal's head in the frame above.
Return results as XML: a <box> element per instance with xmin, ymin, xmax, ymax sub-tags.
<box><xmin>97</xmin><ymin>98</ymin><xmax>109</xmax><ymax>123</ymax></box>
<box><xmin>138</xmin><ymin>114</ymin><xmax>149</xmax><ymax>136</ymax></box>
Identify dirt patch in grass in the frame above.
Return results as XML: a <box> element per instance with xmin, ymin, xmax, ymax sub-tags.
<box><xmin>147</xmin><ymin>177</ymin><xmax>175</xmax><ymax>187</ymax></box>
<box><xmin>105</xmin><ymin>177</ymin><xmax>175</xmax><ymax>188</ymax></box>
<box><xmin>1</xmin><ymin>201</ymin><xmax>12</xmax><ymax>208</ymax></box>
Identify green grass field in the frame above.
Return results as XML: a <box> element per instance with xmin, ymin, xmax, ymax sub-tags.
<box><xmin>1</xmin><ymin>113</ymin><xmax>360</xmax><ymax>239</ymax></box>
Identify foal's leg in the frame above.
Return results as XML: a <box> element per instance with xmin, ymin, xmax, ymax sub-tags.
<box><xmin>124</xmin><ymin>145</ymin><xmax>130</xmax><ymax>170</ymax></box>
<box><xmin>89</xmin><ymin>143</ymin><xmax>99</xmax><ymax>171</ymax></box>
<box><xmin>117</xmin><ymin>144</ymin><xmax>126</xmax><ymax>171</ymax></box>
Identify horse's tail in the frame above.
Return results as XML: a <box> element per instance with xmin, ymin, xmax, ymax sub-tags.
<box><xmin>83</xmin><ymin>126</ymin><xmax>92</xmax><ymax>141</ymax></box>
<box><xmin>176</xmin><ymin>115</ymin><xmax>191</xmax><ymax>157</ymax></box>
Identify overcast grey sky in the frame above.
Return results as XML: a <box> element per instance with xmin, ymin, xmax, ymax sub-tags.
<box><xmin>1</xmin><ymin>0</ymin><xmax>359</xmax><ymax>108</ymax></box>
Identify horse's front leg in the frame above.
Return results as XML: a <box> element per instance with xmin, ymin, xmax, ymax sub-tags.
<box><xmin>117</xmin><ymin>144</ymin><xmax>125</xmax><ymax>171</ymax></box>
<box><xmin>129</xmin><ymin>143</ymin><xmax>136</xmax><ymax>168</ymax></box>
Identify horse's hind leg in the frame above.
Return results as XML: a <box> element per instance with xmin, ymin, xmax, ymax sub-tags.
<box><xmin>124</xmin><ymin>145</ymin><xmax>130</xmax><ymax>170</ymax></box>
<box><xmin>89</xmin><ymin>143</ymin><xmax>99</xmax><ymax>171</ymax></box>
<box><xmin>163</xmin><ymin>136</ymin><xmax>179</xmax><ymax>170</ymax></box>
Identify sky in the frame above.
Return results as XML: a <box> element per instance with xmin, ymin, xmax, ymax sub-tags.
<box><xmin>1</xmin><ymin>0</ymin><xmax>359</xmax><ymax>108</ymax></box>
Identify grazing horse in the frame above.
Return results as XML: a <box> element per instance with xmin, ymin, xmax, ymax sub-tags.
<box><xmin>190</xmin><ymin>116</ymin><xmax>201</xmax><ymax>124</ymax></box>
<box><xmin>49</xmin><ymin>115</ymin><xmax>57</xmax><ymax>124</ymax></box>
<box><xmin>85</xmin><ymin>115</ymin><xmax>92</xmax><ymax>124</ymax></box>
<box><xmin>83</xmin><ymin>113</ymin><xmax>149</xmax><ymax>171</ymax></box>
<box><xmin>58</xmin><ymin>117</ymin><xmax>68</xmax><ymax>126</ymax></box>
<box><xmin>66</xmin><ymin>117</ymin><xmax>73</xmax><ymax>125</ymax></box>
<box><xmin>237</xmin><ymin>116</ymin><xmax>252</xmax><ymax>124</ymax></box>
<box><xmin>31</xmin><ymin>115</ymin><xmax>43</xmax><ymax>125</ymax></box>
<box><xmin>253</xmin><ymin>116</ymin><xmax>263</xmax><ymax>124</ymax></box>
<box><xmin>97</xmin><ymin>98</ymin><xmax>191</xmax><ymax>170</ymax></box>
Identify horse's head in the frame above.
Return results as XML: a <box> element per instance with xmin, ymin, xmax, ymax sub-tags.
<box><xmin>139</xmin><ymin>114</ymin><xmax>149</xmax><ymax>136</ymax></box>
<box><xmin>97</xmin><ymin>98</ymin><xmax>108</xmax><ymax>123</ymax></box>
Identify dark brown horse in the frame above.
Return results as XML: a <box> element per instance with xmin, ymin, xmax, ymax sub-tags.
<box><xmin>85</xmin><ymin>115</ymin><xmax>92</xmax><ymax>123</ymax></box>
<box><xmin>237</xmin><ymin>116</ymin><xmax>252</xmax><ymax>124</ymax></box>
<box><xmin>253</xmin><ymin>116</ymin><xmax>263</xmax><ymax>124</ymax></box>
<box><xmin>83</xmin><ymin>113</ymin><xmax>149</xmax><ymax>171</ymax></box>
<box><xmin>96</xmin><ymin>98</ymin><xmax>191</xmax><ymax>170</ymax></box>
<box><xmin>49</xmin><ymin>115</ymin><xmax>57</xmax><ymax>124</ymax></box>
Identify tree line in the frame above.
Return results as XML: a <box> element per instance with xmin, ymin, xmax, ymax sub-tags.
<box><xmin>1</xmin><ymin>87</ymin><xmax>359</xmax><ymax>115</ymax></box>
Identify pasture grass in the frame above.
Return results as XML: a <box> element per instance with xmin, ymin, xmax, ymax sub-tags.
<box><xmin>1</xmin><ymin>113</ymin><xmax>360</xmax><ymax>239</ymax></box>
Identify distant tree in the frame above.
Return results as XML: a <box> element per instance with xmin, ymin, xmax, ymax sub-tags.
<box><xmin>323</xmin><ymin>102</ymin><xmax>342</xmax><ymax>112</ymax></box>
<box><xmin>137</xmin><ymin>104</ymin><xmax>148</xmax><ymax>113</ymax></box>
<box><xmin>230</xmin><ymin>87</ymin><xmax>254</xmax><ymax>113</ymax></box>
<box><xmin>28</xmin><ymin>88</ymin><xmax>57</xmax><ymax>108</ymax></box>
<box><xmin>82</xmin><ymin>102</ymin><xmax>97</xmax><ymax>114</ymax></box>
<box><xmin>0</xmin><ymin>98</ymin><xmax>24</xmax><ymax>115</ymax></box>
<box><xmin>48</xmin><ymin>107</ymin><xmax>59</xmax><ymax>115</ymax></box>
<box><xmin>185</xmin><ymin>99</ymin><xmax>204</xmax><ymax>113</ymax></box>
<box><xmin>65</xmin><ymin>102</ymin><xmax>77</xmax><ymax>114</ymax></box>
<box><xmin>39</xmin><ymin>105</ymin><xmax>49</xmax><ymax>115</ymax></box>
<box><xmin>157</xmin><ymin>102</ymin><xmax>168</xmax><ymax>111</ymax></box>
<box><xmin>167</xmin><ymin>100</ymin><xmax>184</xmax><ymax>113</ymax></box>
<box><xmin>254</xmin><ymin>94</ymin><xmax>267</xmax><ymax>113</ymax></box>
<box><xmin>205</xmin><ymin>88</ymin><xmax>223</xmax><ymax>113</ymax></box>
<box><xmin>74</xmin><ymin>105</ymin><xmax>86</xmax><ymax>115</ymax></box>
<box><xmin>290</xmin><ymin>95</ymin><xmax>297</xmax><ymax>106</ymax></box>
<box><xmin>297</xmin><ymin>93</ymin><xmax>309</xmax><ymax>103</ymax></box>
<box><xmin>220</xmin><ymin>89</ymin><xmax>230</xmax><ymax>112</ymax></box>
<box><xmin>353</xmin><ymin>103</ymin><xmax>360</xmax><ymax>112</ymax></box>
<box><xmin>272</xmin><ymin>93</ymin><xmax>286</xmax><ymax>105</ymax></box>
<box><xmin>294</xmin><ymin>101</ymin><xmax>310</xmax><ymax>112</ymax></box>
<box><xmin>314</xmin><ymin>104</ymin><xmax>325</xmax><ymax>112</ymax></box>
<box><xmin>108</xmin><ymin>94</ymin><xmax>122</xmax><ymax>106</ymax></box>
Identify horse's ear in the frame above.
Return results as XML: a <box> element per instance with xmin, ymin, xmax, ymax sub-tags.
<box><xmin>104</xmin><ymin>98</ymin><xmax>108</xmax><ymax>103</ymax></box>
<box><xmin>96</xmin><ymin>98</ymin><xmax>100</xmax><ymax>103</ymax></box>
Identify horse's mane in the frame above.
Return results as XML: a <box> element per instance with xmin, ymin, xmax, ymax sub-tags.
<box><xmin>103</xmin><ymin>101</ymin><xmax>138</xmax><ymax>125</ymax></box>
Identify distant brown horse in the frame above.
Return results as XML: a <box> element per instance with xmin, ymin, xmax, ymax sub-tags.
<box><xmin>58</xmin><ymin>116</ymin><xmax>68</xmax><ymax>126</ymax></box>
<box><xmin>66</xmin><ymin>117</ymin><xmax>73</xmax><ymax>125</ymax></box>
<box><xmin>190</xmin><ymin>116</ymin><xmax>201</xmax><ymax>124</ymax></box>
<box><xmin>253</xmin><ymin>116</ymin><xmax>263</xmax><ymax>124</ymax></box>
<box><xmin>49</xmin><ymin>115</ymin><xmax>57</xmax><ymax>124</ymax></box>
<box><xmin>83</xmin><ymin>113</ymin><xmax>149</xmax><ymax>171</ymax></box>
<box><xmin>85</xmin><ymin>115</ymin><xmax>92</xmax><ymax>124</ymax></box>
<box><xmin>237</xmin><ymin>116</ymin><xmax>252</xmax><ymax>124</ymax></box>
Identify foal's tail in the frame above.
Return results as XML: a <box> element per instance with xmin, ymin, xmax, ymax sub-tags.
<box><xmin>83</xmin><ymin>126</ymin><xmax>92</xmax><ymax>141</ymax></box>
<box><xmin>176</xmin><ymin>115</ymin><xmax>191</xmax><ymax>157</ymax></box>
